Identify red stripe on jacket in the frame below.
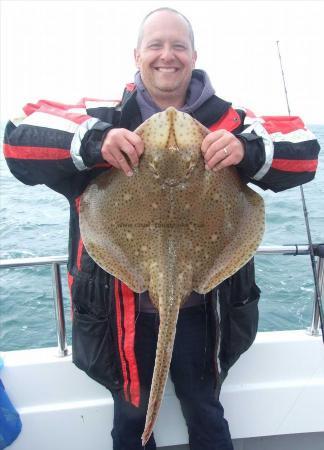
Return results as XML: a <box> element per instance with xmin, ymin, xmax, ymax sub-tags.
<box><xmin>23</xmin><ymin>98</ymin><xmax>120</xmax><ymax>116</ymax></box>
<box><xmin>126</xmin><ymin>83</ymin><xmax>136</xmax><ymax>93</ymax></box>
<box><xmin>75</xmin><ymin>197</ymin><xmax>84</xmax><ymax>270</ymax></box>
<box><xmin>114</xmin><ymin>279</ymin><xmax>130</xmax><ymax>402</ymax></box>
<box><xmin>24</xmin><ymin>99</ymin><xmax>84</xmax><ymax>116</ymax></box>
<box><xmin>262</xmin><ymin>116</ymin><xmax>306</xmax><ymax>134</ymax></box>
<box><xmin>120</xmin><ymin>283</ymin><xmax>140</xmax><ymax>407</ymax></box>
<box><xmin>68</xmin><ymin>272</ymin><xmax>74</xmax><ymax>320</ymax></box>
<box><xmin>23</xmin><ymin>100</ymin><xmax>92</xmax><ymax>126</ymax></box>
<box><xmin>209</xmin><ymin>108</ymin><xmax>241</xmax><ymax>133</ymax></box>
<box><xmin>3</xmin><ymin>144</ymin><xmax>70</xmax><ymax>160</ymax></box>
<box><xmin>76</xmin><ymin>239</ymin><xmax>84</xmax><ymax>271</ymax></box>
<box><xmin>272</xmin><ymin>159</ymin><xmax>318</xmax><ymax>172</ymax></box>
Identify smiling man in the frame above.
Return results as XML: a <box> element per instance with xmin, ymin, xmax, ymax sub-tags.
<box><xmin>101</xmin><ymin>8</ymin><xmax>245</xmax><ymax>179</ymax></box>
<box><xmin>135</xmin><ymin>10</ymin><xmax>197</xmax><ymax>108</ymax></box>
<box><xmin>3</xmin><ymin>6</ymin><xmax>320</xmax><ymax>450</ymax></box>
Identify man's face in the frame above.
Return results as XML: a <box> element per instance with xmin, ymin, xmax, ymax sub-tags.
<box><xmin>134</xmin><ymin>11</ymin><xmax>197</xmax><ymax>101</ymax></box>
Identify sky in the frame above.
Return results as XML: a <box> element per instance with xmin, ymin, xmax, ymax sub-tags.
<box><xmin>1</xmin><ymin>0</ymin><xmax>324</xmax><ymax>124</ymax></box>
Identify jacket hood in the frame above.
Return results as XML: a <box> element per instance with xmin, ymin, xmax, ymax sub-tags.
<box><xmin>183</xmin><ymin>69</ymin><xmax>216</xmax><ymax>114</ymax></box>
<box><xmin>134</xmin><ymin>69</ymin><xmax>215</xmax><ymax>121</ymax></box>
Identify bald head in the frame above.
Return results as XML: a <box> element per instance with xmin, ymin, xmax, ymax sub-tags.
<box><xmin>137</xmin><ymin>7</ymin><xmax>195</xmax><ymax>50</ymax></box>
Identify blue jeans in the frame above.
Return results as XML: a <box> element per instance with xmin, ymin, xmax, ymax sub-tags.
<box><xmin>111</xmin><ymin>303</ymin><xmax>233</xmax><ymax>450</ymax></box>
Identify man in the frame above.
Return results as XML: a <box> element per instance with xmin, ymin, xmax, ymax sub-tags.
<box><xmin>3</xmin><ymin>7</ymin><xmax>320</xmax><ymax>450</ymax></box>
<box><xmin>103</xmin><ymin>8</ymin><xmax>244</xmax><ymax>176</ymax></box>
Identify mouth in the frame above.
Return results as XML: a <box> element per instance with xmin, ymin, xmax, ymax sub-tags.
<box><xmin>154</xmin><ymin>67</ymin><xmax>179</xmax><ymax>73</ymax></box>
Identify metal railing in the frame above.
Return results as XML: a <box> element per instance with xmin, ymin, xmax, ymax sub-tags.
<box><xmin>1</xmin><ymin>244</ymin><xmax>323</xmax><ymax>356</ymax></box>
<box><xmin>0</xmin><ymin>255</ymin><xmax>69</xmax><ymax>357</ymax></box>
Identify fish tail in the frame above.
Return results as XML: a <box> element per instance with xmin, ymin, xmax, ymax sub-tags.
<box><xmin>141</xmin><ymin>304</ymin><xmax>180</xmax><ymax>446</ymax></box>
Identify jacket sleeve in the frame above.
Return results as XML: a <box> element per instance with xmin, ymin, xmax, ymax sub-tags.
<box><xmin>3</xmin><ymin>98</ymin><xmax>116</xmax><ymax>194</ymax></box>
<box><xmin>234</xmin><ymin>109</ymin><xmax>320</xmax><ymax>192</ymax></box>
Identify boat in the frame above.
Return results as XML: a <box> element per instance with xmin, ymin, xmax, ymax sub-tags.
<box><xmin>1</xmin><ymin>244</ymin><xmax>323</xmax><ymax>450</ymax></box>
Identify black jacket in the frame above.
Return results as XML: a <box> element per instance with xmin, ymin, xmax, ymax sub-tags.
<box><xmin>3</xmin><ymin>85</ymin><xmax>320</xmax><ymax>404</ymax></box>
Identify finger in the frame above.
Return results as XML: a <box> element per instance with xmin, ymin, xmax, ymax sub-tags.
<box><xmin>125</xmin><ymin>131</ymin><xmax>145</xmax><ymax>157</ymax></box>
<box><xmin>101</xmin><ymin>143</ymin><xmax>122</xmax><ymax>169</ymax></box>
<box><xmin>102</xmin><ymin>128</ymin><xmax>143</xmax><ymax>163</ymax></box>
<box><xmin>204</xmin><ymin>135</ymin><xmax>230</xmax><ymax>162</ymax></box>
<box><xmin>201</xmin><ymin>130</ymin><xmax>226</xmax><ymax>154</ymax></box>
<box><xmin>110</xmin><ymin>147</ymin><xmax>134</xmax><ymax>176</ymax></box>
<box><xmin>205</xmin><ymin>146</ymin><xmax>229</xmax><ymax>170</ymax></box>
<box><xmin>118</xmin><ymin>138</ymin><xmax>140</xmax><ymax>168</ymax></box>
<box><xmin>104</xmin><ymin>154</ymin><xmax>122</xmax><ymax>169</ymax></box>
<box><xmin>212</xmin><ymin>154</ymin><xmax>236</xmax><ymax>172</ymax></box>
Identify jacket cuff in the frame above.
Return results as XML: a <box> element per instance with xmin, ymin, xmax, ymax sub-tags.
<box><xmin>235</xmin><ymin>133</ymin><xmax>266</xmax><ymax>178</ymax></box>
<box><xmin>79</xmin><ymin>121</ymin><xmax>114</xmax><ymax>168</ymax></box>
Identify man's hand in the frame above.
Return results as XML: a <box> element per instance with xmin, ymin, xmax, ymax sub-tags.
<box><xmin>101</xmin><ymin>128</ymin><xmax>144</xmax><ymax>176</ymax></box>
<box><xmin>201</xmin><ymin>130</ymin><xmax>244</xmax><ymax>172</ymax></box>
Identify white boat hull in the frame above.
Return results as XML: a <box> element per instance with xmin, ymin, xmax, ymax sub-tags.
<box><xmin>1</xmin><ymin>330</ymin><xmax>324</xmax><ymax>449</ymax></box>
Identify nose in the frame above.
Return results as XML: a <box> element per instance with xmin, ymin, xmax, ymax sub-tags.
<box><xmin>160</xmin><ymin>44</ymin><xmax>175</xmax><ymax>62</ymax></box>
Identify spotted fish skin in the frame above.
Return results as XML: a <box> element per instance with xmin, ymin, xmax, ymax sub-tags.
<box><xmin>79</xmin><ymin>107</ymin><xmax>265</xmax><ymax>446</ymax></box>
<box><xmin>141</xmin><ymin>190</ymin><xmax>194</xmax><ymax>445</ymax></box>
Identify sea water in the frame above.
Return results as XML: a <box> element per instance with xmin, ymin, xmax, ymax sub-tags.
<box><xmin>0</xmin><ymin>124</ymin><xmax>323</xmax><ymax>351</ymax></box>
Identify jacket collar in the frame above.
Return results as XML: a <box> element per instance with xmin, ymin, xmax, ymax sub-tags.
<box><xmin>118</xmin><ymin>84</ymin><xmax>231</xmax><ymax>130</ymax></box>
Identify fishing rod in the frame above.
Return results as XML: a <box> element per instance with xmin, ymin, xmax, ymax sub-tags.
<box><xmin>276</xmin><ymin>40</ymin><xmax>324</xmax><ymax>342</ymax></box>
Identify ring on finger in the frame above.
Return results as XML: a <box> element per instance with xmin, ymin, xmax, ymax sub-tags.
<box><xmin>223</xmin><ymin>147</ymin><xmax>229</xmax><ymax>156</ymax></box>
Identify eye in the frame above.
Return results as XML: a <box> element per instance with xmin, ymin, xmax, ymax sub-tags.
<box><xmin>148</xmin><ymin>42</ymin><xmax>162</xmax><ymax>50</ymax></box>
<box><xmin>173</xmin><ymin>43</ymin><xmax>187</xmax><ymax>50</ymax></box>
